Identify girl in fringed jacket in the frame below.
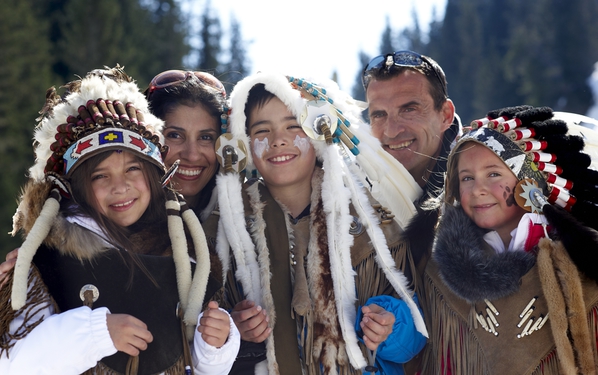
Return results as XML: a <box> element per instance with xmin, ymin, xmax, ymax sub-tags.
<box><xmin>412</xmin><ymin>105</ymin><xmax>598</xmax><ymax>375</ymax></box>
<box><xmin>0</xmin><ymin>67</ymin><xmax>240</xmax><ymax>375</ymax></box>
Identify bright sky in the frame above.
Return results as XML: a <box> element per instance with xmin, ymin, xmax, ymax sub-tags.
<box><xmin>186</xmin><ymin>0</ymin><xmax>447</xmax><ymax>92</ymax></box>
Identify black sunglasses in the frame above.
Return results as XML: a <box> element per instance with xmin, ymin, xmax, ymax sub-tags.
<box><xmin>362</xmin><ymin>50</ymin><xmax>447</xmax><ymax>98</ymax></box>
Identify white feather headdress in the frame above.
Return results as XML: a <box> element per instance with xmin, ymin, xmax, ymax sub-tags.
<box><xmin>216</xmin><ymin>72</ymin><xmax>427</xmax><ymax>373</ymax></box>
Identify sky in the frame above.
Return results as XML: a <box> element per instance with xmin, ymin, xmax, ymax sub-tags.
<box><xmin>184</xmin><ymin>0</ymin><xmax>447</xmax><ymax>93</ymax></box>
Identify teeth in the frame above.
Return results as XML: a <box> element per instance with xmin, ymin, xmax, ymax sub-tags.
<box><xmin>271</xmin><ymin>155</ymin><xmax>293</xmax><ymax>162</ymax></box>
<box><xmin>113</xmin><ymin>199</ymin><xmax>134</xmax><ymax>207</ymax></box>
<box><xmin>177</xmin><ymin>168</ymin><xmax>202</xmax><ymax>176</ymax></box>
<box><xmin>389</xmin><ymin>140</ymin><xmax>414</xmax><ymax>150</ymax></box>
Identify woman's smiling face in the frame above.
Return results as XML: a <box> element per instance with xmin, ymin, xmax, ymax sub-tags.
<box><xmin>162</xmin><ymin>104</ymin><xmax>219</xmax><ymax>203</ymax></box>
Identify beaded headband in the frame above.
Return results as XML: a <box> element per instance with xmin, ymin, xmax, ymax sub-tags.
<box><xmin>31</xmin><ymin>66</ymin><xmax>167</xmax><ymax>187</ymax></box>
<box><xmin>454</xmin><ymin>106</ymin><xmax>598</xmax><ymax>225</ymax></box>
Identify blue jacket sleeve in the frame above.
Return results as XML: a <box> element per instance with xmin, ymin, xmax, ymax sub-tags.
<box><xmin>355</xmin><ymin>294</ymin><xmax>427</xmax><ymax>374</ymax></box>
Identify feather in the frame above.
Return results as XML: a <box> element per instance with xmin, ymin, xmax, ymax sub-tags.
<box><xmin>320</xmin><ymin>146</ymin><xmax>367</xmax><ymax>369</ymax></box>
<box><xmin>343</xmin><ymin>161</ymin><xmax>428</xmax><ymax>337</ymax></box>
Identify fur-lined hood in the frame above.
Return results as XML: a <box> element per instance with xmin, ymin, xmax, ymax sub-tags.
<box><xmin>433</xmin><ymin>204</ymin><xmax>536</xmax><ymax>303</ymax></box>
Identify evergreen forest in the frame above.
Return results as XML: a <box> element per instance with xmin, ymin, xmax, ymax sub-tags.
<box><xmin>1</xmin><ymin>0</ymin><xmax>597</xmax><ymax>255</ymax></box>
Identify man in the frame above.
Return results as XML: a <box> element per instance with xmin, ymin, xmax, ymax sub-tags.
<box><xmin>362</xmin><ymin>50</ymin><xmax>460</xmax><ymax>201</ymax></box>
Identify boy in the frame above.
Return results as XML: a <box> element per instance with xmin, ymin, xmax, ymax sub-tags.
<box><xmin>209</xmin><ymin>73</ymin><xmax>428</xmax><ymax>375</ymax></box>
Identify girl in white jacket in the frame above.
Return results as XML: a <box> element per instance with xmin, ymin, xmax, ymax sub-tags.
<box><xmin>0</xmin><ymin>67</ymin><xmax>239</xmax><ymax>375</ymax></box>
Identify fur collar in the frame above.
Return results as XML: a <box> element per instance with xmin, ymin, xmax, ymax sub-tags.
<box><xmin>433</xmin><ymin>204</ymin><xmax>536</xmax><ymax>303</ymax></box>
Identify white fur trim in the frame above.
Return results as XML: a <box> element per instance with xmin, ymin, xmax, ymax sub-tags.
<box><xmin>30</xmin><ymin>74</ymin><xmax>164</xmax><ymax>181</ymax></box>
<box><xmin>245</xmin><ymin>183</ymin><xmax>279</xmax><ymax>374</ymax></box>
<box><xmin>216</xmin><ymin>173</ymin><xmax>261</xmax><ymax>304</ymax></box>
<box><xmin>181</xmin><ymin>208</ymin><xmax>210</xmax><ymax>329</ymax></box>
<box><xmin>167</xmin><ymin>198</ymin><xmax>192</xmax><ymax>313</ymax></box>
<box><xmin>11</xmin><ymin>195</ymin><xmax>60</xmax><ymax>309</ymax></box>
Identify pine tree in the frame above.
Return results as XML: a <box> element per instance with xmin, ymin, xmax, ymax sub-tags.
<box><xmin>221</xmin><ymin>14</ymin><xmax>251</xmax><ymax>94</ymax></box>
<box><xmin>0</xmin><ymin>0</ymin><xmax>53</xmax><ymax>254</ymax></box>
<box><xmin>379</xmin><ymin>17</ymin><xmax>395</xmax><ymax>54</ymax></box>
<box><xmin>196</xmin><ymin>0</ymin><xmax>222</xmax><ymax>74</ymax></box>
<box><xmin>352</xmin><ymin>51</ymin><xmax>371</xmax><ymax>103</ymax></box>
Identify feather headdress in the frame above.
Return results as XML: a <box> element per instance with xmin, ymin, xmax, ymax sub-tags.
<box><xmin>10</xmin><ymin>67</ymin><xmax>210</xmax><ymax>331</ymax></box>
<box><xmin>460</xmin><ymin>106</ymin><xmax>598</xmax><ymax>281</ymax></box>
<box><xmin>216</xmin><ymin>72</ymin><xmax>427</xmax><ymax>373</ymax></box>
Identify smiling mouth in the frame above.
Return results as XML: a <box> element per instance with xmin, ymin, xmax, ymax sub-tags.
<box><xmin>388</xmin><ymin>140</ymin><xmax>414</xmax><ymax>150</ymax></box>
<box><xmin>269</xmin><ymin>155</ymin><xmax>295</xmax><ymax>162</ymax></box>
<box><xmin>177</xmin><ymin>168</ymin><xmax>203</xmax><ymax>177</ymax></box>
<box><xmin>111</xmin><ymin>199</ymin><xmax>134</xmax><ymax>208</ymax></box>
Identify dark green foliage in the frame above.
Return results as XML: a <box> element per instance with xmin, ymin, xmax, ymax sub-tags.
<box><xmin>361</xmin><ymin>0</ymin><xmax>598</xmax><ymax>124</ymax></box>
<box><xmin>0</xmin><ymin>0</ymin><xmax>54</xmax><ymax>256</ymax></box>
<box><xmin>221</xmin><ymin>14</ymin><xmax>251</xmax><ymax>94</ymax></box>
<box><xmin>196</xmin><ymin>0</ymin><xmax>222</xmax><ymax>74</ymax></box>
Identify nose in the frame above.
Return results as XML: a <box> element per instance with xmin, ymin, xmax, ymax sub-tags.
<box><xmin>111</xmin><ymin>175</ymin><xmax>129</xmax><ymax>194</ymax></box>
<box><xmin>472</xmin><ymin>179</ymin><xmax>487</xmax><ymax>196</ymax></box>
<box><xmin>180</xmin><ymin>139</ymin><xmax>202</xmax><ymax>162</ymax></box>
<box><xmin>383</xmin><ymin>113</ymin><xmax>406</xmax><ymax>139</ymax></box>
<box><xmin>270</xmin><ymin>129</ymin><xmax>288</xmax><ymax>148</ymax></box>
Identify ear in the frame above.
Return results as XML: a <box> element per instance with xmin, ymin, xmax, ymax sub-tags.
<box><xmin>440</xmin><ymin>99</ymin><xmax>456</xmax><ymax>132</ymax></box>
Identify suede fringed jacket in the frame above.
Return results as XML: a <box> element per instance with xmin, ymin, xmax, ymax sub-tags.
<box><xmin>204</xmin><ymin>168</ymin><xmax>428</xmax><ymax>375</ymax></box>
<box><xmin>413</xmin><ymin>204</ymin><xmax>598</xmax><ymax>375</ymax></box>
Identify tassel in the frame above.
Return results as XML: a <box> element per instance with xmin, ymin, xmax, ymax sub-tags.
<box><xmin>166</xmin><ymin>191</ymin><xmax>192</xmax><ymax>313</ymax></box>
<box><xmin>11</xmin><ymin>189</ymin><xmax>60</xmax><ymax>310</ymax></box>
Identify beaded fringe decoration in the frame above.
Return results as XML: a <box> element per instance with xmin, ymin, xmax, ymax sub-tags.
<box><xmin>418</xmin><ymin>275</ymin><xmax>488</xmax><ymax>375</ymax></box>
<box><xmin>0</xmin><ymin>267</ymin><xmax>55</xmax><ymax>357</ymax></box>
<box><xmin>420</xmin><ymin>249</ymin><xmax>598</xmax><ymax>375</ymax></box>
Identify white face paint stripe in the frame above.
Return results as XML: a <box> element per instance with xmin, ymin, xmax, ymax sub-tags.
<box><xmin>253</xmin><ymin>137</ymin><xmax>270</xmax><ymax>159</ymax></box>
<box><xmin>294</xmin><ymin>135</ymin><xmax>311</xmax><ymax>155</ymax></box>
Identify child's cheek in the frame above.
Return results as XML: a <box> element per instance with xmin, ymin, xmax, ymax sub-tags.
<box><xmin>293</xmin><ymin>135</ymin><xmax>311</xmax><ymax>155</ymax></box>
<box><xmin>253</xmin><ymin>137</ymin><xmax>270</xmax><ymax>159</ymax></box>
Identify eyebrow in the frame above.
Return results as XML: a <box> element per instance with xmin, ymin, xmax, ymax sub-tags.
<box><xmin>458</xmin><ymin>164</ymin><xmax>503</xmax><ymax>174</ymax></box>
<box><xmin>249</xmin><ymin>116</ymin><xmax>297</xmax><ymax>130</ymax></box>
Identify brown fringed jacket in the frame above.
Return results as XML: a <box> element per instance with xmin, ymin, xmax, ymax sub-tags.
<box><xmin>205</xmin><ymin>168</ymin><xmax>428</xmax><ymax>375</ymax></box>
<box><xmin>414</xmin><ymin>204</ymin><xmax>598</xmax><ymax>375</ymax></box>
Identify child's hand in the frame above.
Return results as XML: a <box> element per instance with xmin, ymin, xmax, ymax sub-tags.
<box><xmin>197</xmin><ymin>301</ymin><xmax>230</xmax><ymax>348</ymax></box>
<box><xmin>107</xmin><ymin>313</ymin><xmax>153</xmax><ymax>356</ymax></box>
<box><xmin>360</xmin><ymin>303</ymin><xmax>395</xmax><ymax>351</ymax></box>
<box><xmin>230</xmin><ymin>299</ymin><xmax>271</xmax><ymax>343</ymax></box>
<box><xmin>0</xmin><ymin>248</ymin><xmax>19</xmax><ymax>289</ymax></box>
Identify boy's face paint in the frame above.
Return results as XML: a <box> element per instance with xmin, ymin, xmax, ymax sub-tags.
<box><xmin>293</xmin><ymin>134</ymin><xmax>312</xmax><ymax>155</ymax></box>
<box><xmin>90</xmin><ymin>150</ymin><xmax>151</xmax><ymax>227</ymax></box>
<box><xmin>253</xmin><ymin>137</ymin><xmax>270</xmax><ymax>159</ymax></box>
<box><xmin>248</xmin><ymin>97</ymin><xmax>316</xmax><ymax>189</ymax></box>
<box><xmin>457</xmin><ymin>143</ymin><xmax>526</xmax><ymax>241</ymax></box>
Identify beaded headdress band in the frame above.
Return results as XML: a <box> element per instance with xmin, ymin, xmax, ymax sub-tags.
<box><xmin>457</xmin><ymin>106</ymin><xmax>598</xmax><ymax>230</ymax></box>
<box><xmin>31</xmin><ymin>66</ymin><xmax>167</xmax><ymax>188</ymax></box>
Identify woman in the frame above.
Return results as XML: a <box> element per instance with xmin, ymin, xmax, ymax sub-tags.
<box><xmin>145</xmin><ymin>70</ymin><xmax>227</xmax><ymax>219</ymax></box>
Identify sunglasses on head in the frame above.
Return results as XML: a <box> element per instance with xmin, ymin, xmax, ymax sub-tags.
<box><xmin>362</xmin><ymin>50</ymin><xmax>447</xmax><ymax>98</ymax></box>
<box><xmin>146</xmin><ymin>70</ymin><xmax>226</xmax><ymax>99</ymax></box>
